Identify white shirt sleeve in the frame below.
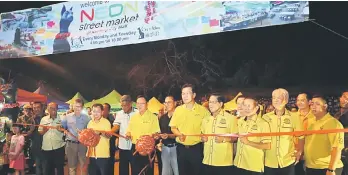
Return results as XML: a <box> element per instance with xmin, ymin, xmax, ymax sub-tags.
<box><xmin>113</xmin><ymin>112</ymin><xmax>122</xmax><ymax>126</ymax></box>
<box><xmin>38</xmin><ymin>116</ymin><xmax>46</xmax><ymax>132</ymax></box>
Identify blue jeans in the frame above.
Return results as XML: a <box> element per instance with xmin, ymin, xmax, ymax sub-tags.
<box><xmin>161</xmin><ymin>145</ymin><xmax>179</xmax><ymax>175</ymax></box>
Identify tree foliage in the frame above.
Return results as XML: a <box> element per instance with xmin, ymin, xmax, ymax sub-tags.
<box><xmin>127</xmin><ymin>39</ymin><xmax>223</xmax><ymax>98</ymax></box>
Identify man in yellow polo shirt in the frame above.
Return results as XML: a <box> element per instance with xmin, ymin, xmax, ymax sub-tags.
<box><xmin>295</xmin><ymin>92</ymin><xmax>316</xmax><ymax>175</ymax></box>
<box><xmin>86</xmin><ymin>103</ymin><xmax>112</xmax><ymax>175</ymax></box>
<box><xmin>262</xmin><ymin>88</ymin><xmax>304</xmax><ymax>175</ymax></box>
<box><xmin>305</xmin><ymin>95</ymin><xmax>344</xmax><ymax>175</ymax></box>
<box><xmin>170</xmin><ymin>83</ymin><xmax>210</xmax><ymax>175</ymax></box>
<box><xmin>232</xmin><ymin>95</ymin><xmax>246</xmax><ymax>118</ymax></box>
<box><xmin>234</xmin><ymin>97</ymin><xmax>271</xmax><ymax>175</ymax></box>
<box><xmin>126</xmin><ymin>95</ymin><xmax>160</xmax><ymax>175</ymax></box>
<box><xmin>296</xmin><ymin>93</ymin><xmax>316</xmax><ymax>131</ymax></box>
<box><xmin>201</xmin><ymin>93</ymin><xmax>238</xmax><ymax>175</ymax></box>
<box><xmin>232</xmin><ymin>95</ymin><xmax>246</xmax><ymax>158</ymax></box>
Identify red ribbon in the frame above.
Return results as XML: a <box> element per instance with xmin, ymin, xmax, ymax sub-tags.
<box><xmin>11</xmin><ymin>122</ymin><xmax>348</xmax><ymax>175</ymax></box>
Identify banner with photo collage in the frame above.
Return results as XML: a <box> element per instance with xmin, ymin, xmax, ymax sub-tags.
<box><xmin>0</xmin><ymin>1</ymin><xmax>309</xmax><ymax>59</ymax></box>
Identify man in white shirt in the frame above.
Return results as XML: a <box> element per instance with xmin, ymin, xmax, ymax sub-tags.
<box><xmin>112</xmin><ymin>95</ymin><xmax>137</xmax><ymax>175</ymax></box>
<box><xmin>38</xmin><ymin>102</ymin><xmax>65</xmax><ymax>175</ymax></box>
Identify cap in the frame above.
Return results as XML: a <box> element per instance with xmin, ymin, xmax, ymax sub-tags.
<box><xmin>23</xmin><ymin>104</ymin><xmax>32</xmax><ymax>109</ymax></box>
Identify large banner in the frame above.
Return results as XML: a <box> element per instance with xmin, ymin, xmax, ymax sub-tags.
<box><xmin>0</xmin><ymin>1</ymin><xmax>309</xmax><ymax>59</ymax></box>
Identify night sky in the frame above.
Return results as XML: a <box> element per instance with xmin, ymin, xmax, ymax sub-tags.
<box><xmin>0</xmin><ymin>1</ymin><xmax>347</xmax><ymax>101</ymax></box>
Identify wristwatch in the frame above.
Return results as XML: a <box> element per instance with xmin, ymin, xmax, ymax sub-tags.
<box><xmin>327</xmin><ymin>168</ymin><xmax>334</xmax><ymax>173</ymax></box>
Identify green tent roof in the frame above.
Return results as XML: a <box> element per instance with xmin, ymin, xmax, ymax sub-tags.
<box><xmin>84</xmin><ymin>90</ymin><xmax>122</xmax><ymax>108</ymax></box>
<box><xmin>66</xmin><ymin>92</ymin><xmax>88</xmax><ymax>104</ymax></box>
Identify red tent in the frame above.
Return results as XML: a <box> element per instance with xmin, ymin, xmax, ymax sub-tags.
<box><xmin>0</xmin><ymin>88</ymin><xmax>47</xmax><ymax>103</ymax></box>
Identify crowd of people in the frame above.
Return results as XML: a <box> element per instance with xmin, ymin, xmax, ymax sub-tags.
<box><xmin>0</xmin><ymin>83</ymin><xmax>347</xmax><ymax>175</ymax></box>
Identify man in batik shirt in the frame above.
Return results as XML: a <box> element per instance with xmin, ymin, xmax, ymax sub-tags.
<box><xmin>17</xmin><ymin>104</ymin><xmax>35</xmax><ymax>159</ymax></box>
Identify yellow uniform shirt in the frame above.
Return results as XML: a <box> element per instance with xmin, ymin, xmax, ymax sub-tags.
<box><xmin>87</xmin><ymin>118</ymin><xmax>111</xmax><ymax>158</ymax></box>
<box><xmin>126</xmin><ymin>110</ymin><xmax>160</xmax><ymax>144</ymax></box>
<box><xmin>293</xmin><ymin>110</ymin><xmax>315</xmax><ymax>147</ymax></box>
<box><xmin>234</xmin><ymin>115</ymin><xmax>271</xmax><ymax>172</ymax></box>
<box><xmin>304</xmin><ymin>113</ymin><xmax>344</xmax><ymax>169</ymax></box>
<box><xmin>201</xmin><ymin>111</ymin><xmax>238</xmax><ymax>166</ymax></box>
<box><xmin>262</xmin><ymin>110</ymin><xmax>304</xmax><ymax>168</ymax></box>
<box><xmin>291</xmin><ymin>110</ymin><xmax>316</xmax><ymax>131</ymax></box>
<box><xmin>169</xmin><ymin>103</ymin><xmax>210</xmax><ymax>145</ymax></box>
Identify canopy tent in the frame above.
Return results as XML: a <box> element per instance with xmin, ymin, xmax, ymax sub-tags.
<box><xmin>84</xmin><ymin>90</ymin><xmax>122</xmax><ymax>108</ymax></box>
<box><xmin>34</xmin><ymin>86</ymin><xmax>69</xmax><ymax>108</ymax></box>
<box><xmin>0</xmin><ymin>88</ymin><xmax>47</xmax><ymax>103</ymax></box>
<box><xmin>148</xmin><ymin>97</ymin><xmax>164</xmax><ymax>114</ymax></box>
<box><xmin>224</xmin><ymin>92</ymin><xmax>243</xmax><ymax>111</ymax></box>
<box><xmin>66</xmin><ymin>92</ymin><xmax>88</xmax><ymax>105</ymax></box>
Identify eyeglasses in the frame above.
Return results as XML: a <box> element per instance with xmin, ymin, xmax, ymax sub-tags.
<box><xmin>136</xmin><ymin>103</ymin><xmax>146</xmax><ymax>105</ymax></box>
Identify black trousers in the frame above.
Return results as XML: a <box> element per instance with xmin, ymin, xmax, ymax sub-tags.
<box><xmin>131</xmin><ymin>144</ymin><xmax>154</xmax><ymax>175</ymax></box>
<box><xmin>236</xmin><ymin>168</ymin><xmax>263</xmax><ymax>175</ymax></box>
<box><xmin>119</xmin><ymin>149</ymin><xmax>132</xmax><ymax>175</ymax></box>
<box><xmin>342</xmin><ymin>154</ymin><xmax>348</xmax><ymax>175</ymax></box>
<box><xmin>31</xmin><ymin>148</ymin><xmax>45</xmax><ymax>175</ymax></box>
<box><xmin>176</xmin><ymin>143</ymin><xmax>203</xmax><ymax>175</ymax></box>
<box><xmin>306</xmin><ymin>167</ymin><xmax>343</xmax><ymax>175</ymax></box>
<box><xmin>156</xmin><ymin>150</ymin><xmax>162</xmax><ymax>175</ymax></box>
<box><xmin>109</xmin><ymin>136</ymin><xmax>116</xmax><ymax>175</ymax></box>
<box><xmin>264</xmin><ymin>164</ymin><xmax>295</xmax><ymax>175</ymax></box>
<box><xmin>295</xmin><ymin>160</ymin><xmax>306</xmax><ymax>175</ymax></box>
<box><xmin>43</xmin><ymin>146</ymin><xmax>65</xmax><ymax>175</ymax></box>
<box><xmin>202</xmin><ymin>164</ymin><xmax>234</xmax><ymax>175</ymax></box>
<box><xmin>88</xmin><ymin>158</ymin><xmax>109</xmax><ymax>175</ymax></box>
<box><xmin>0</xmin><ymin>164</ymin><xmax>15</xmax><ymax>175</ymax></box>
